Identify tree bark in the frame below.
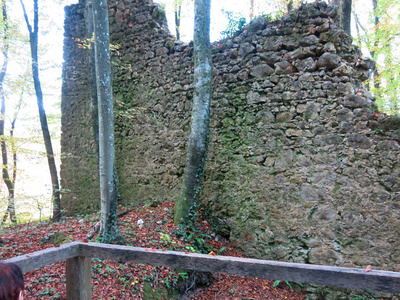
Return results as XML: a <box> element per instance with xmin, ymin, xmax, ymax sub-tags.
<box><xmin>372</xmin><ymin>0</ymin><xmax>379</xmax><ymax>27</ymax></box>
<box><xmin>0</xmin><ymin>0</ymin><xmax>16</xmax><ymax>223</ymax></box>
<box><xmin>333</xmin><ymin>0</ymin><xmax>352</xmax><ymax>35</ymax></box>
<box><xmin>371</xmin><ymin>0</ymin><xmax>380</xmax><ymax>89</ymax></box>
<box><xmin>20</xmin><ymin>0</ymin><xmax>61</xmax><ymax>221</ymax></box>
<box><xmin>2</xmin><ymin>94</ymin><xmax>22</xmax><ymax>224</ymax></box>
<box><xmin>174</xmin><ymin>2</ymin><xmax>181</xmax><ymax>40</ymax></box>
<box><xmin>85</xmin><ymin>0</ymin><xmax>99</xmax><ymax>163</ymax></box>
<box><xmin>341</xmin><ymin>0</ymin><xmax>352</xmax><ymax>36</ymax></box>
<box><xmin>91</xmin><ymin>0</ymin><xmax>121</xmax><ymax>243</ymax></box>
<box><xmin>287</xmin><ymin>0</ymin><xmax>293</xmax><ymax>12</ymax></box>
<box><xmin>250</xmin><ymin>0</ymin><xmax>254</xmax><ymax>19</ymax></box>
<box><xmin>174</xmin><ymin>0</ymin><xmax>212</xmax><ymax>224</ymax></box>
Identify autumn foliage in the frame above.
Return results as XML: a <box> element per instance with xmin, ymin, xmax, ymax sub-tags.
<box><xmin>1</xmin><ymin>201</ymin><xmax>307</xmax><ymax>299</ymax></box>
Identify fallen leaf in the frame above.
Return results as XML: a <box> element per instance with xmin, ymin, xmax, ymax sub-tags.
<box><xmin>2</xmin><ymin>200</ymin><xmax>307</xmax><ymax>300</ymax></box>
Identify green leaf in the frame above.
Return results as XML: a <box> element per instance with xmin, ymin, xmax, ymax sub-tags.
<box><xmin>217</xmin><ymin>246</ymin><xmax>229</xmax><ymax>255</ymax></box>
<box><xmin>273</xmin><ymin>280</ymin><xmax>281</xmax><ymax>288</ymax></box>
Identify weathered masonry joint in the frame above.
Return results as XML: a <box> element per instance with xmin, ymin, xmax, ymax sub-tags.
<box><xmin>61</xmin><ymin>0</ymin><xmax>400</xmax><ymax>272</ymax></box>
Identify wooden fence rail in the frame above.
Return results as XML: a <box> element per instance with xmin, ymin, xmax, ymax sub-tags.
<box><xmin>3</xmin><ymin>241</ymin><xmax>400</xmax><ymax>299</ymax></box>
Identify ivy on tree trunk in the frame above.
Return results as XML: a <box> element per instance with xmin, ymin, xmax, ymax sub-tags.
<box><xmin>174</xmin><ymin>0</ymin><xmax>212</xmax><ymax>224</ymax></box>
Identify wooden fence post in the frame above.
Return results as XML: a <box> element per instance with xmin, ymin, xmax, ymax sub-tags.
<box><xmin>66</xmin><ymin>256</ymin><xmax>92</xmax><ymax>300</ymax></box>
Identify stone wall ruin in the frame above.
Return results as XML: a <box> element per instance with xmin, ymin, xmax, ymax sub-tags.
<box><xmin>61</xmin><ymin>0</ymin><xmax>400</xmax><ymax>271</ymax></box>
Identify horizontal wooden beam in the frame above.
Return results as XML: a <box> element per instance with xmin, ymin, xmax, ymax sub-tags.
<box><xmin>3</xmin><ymin>242</ymin><xmax>81</xmax><ymax>273</ymax></box>
<box><xmin>3</xmin><ymin>242</ymin><xmax>400</xmax><ymax>294</ymax></box>
<box><xmin>79</xmin><ymin>242</ymin><xmax>400</xmax><ymax>294</ymax></box>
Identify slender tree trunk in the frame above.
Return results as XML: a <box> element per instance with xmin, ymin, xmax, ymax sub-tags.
<box><xmin>287</xmin><ymin>0</ymin><xmax>293</xmax><ymax>12</ymax></box>
<box><xmin>371</xmin><ymin>0</ymin><xmax>380</xmax><ymax>89</ymax></box>
<box><xmin>250</xmin><ymin>0</ymin><xmax>254</xmax><ymax>20</ymax></box>
<box><xmin>1</xmin><ymin>94</ymin><xmax>22</xmax><ymax>224</ymax></box>
<box><xmin>174</xmin><ymin>2</ymin><xmax>181</xmax><ymax>40</ymax></box>
<box><xmin>85</xmin><ymin>0</ymin><xmax>99</xmax><ymax>162</ymax></box>
<box><xmin>341</xmin><ymin>0</ymin><xmax>352</xmax><ymax>36</ymax></box>
<box><xmin>174</xmin><ymin>0</ymin><xmax>212</xmax><ymax>224</ymax></box>
<box><xmin>354</xmin><ymin>11</ymin><xmax>380</xmax><ymax>90</ymax></box>
<box><xmin>0</xmin><ymin>91</ymin><xmax>16</xmax><ymax>224</ymax></box>
<box><xmin>352</xmin><ymin>11</ymin><xmax>361</xmax><ymax>39</ymax></box>
<box><xmin>91</xmin><ymin>0</ymin><xmax>121</xmax><ymax>243</ymax></box>
<box><xmin>0</xmin><ymin>0</ymin><xmax>16</xmax><ymax>224</ymax></box>
<box><xmin>372</xmin><ymin>0</ymin><xmax>379</xmax><ymax>27</ymax></box>
<box><xmin>332</xmin><ymin>0</ymin><xmax>352</xmax><ymax>35</ymax></box>
<box><xmin>20</xmin><ymin>0</ymin><xmax>61</xmax><ymax>221</ymax></box>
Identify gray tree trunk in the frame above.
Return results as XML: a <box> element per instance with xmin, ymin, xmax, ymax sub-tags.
<box><xmin>20</xmin><ymin>0</ymin><xmax>61</xmax><ymax>221</ymax></box>
<box><xmin>174</xmin><ymin>0</ymin><xmax>212</xmax><ymax>224</ymax></box>
<box><xmin>174</xmin><ymin>3</ymin><xmax>181</xmax><ymax>40</ymax></box>
<box><xmin>0</xmin><ymin>0</ymin><xmax>16</xmax><ymax>224</ymax></box>
<box><xmin>287</xmin><ymin>0</ymin><xmax>293</xmax><ymax>12</ymax></box>
<box><xmin>371</xmin><ymin>0</ymin><xmax>380</xmax><ymax>89</ymax></box>
<box><xmin>91</xmin><ymin>0</ymin><xmax>121</xmax><ymax>243</ymax></box>
<box><xmin>341</xmin><ymin>0</ymin><xmax>352</xmax><ymax>36</ymax></box>
<box><xmin>85</xmin><ymin>0</ymin><xmax>99</xmax><ymax>162</ymax></box>
<box><xmin>1</xmin><ymin>93</ymin><xmax>22</xmax><ymax>224</ymax></box>
<box><xmin>333</xmin><ymin>0</ymin><xmax>352</xmax><ymax>35</ymax></box>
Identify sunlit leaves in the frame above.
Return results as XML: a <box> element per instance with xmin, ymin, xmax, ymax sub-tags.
<box><xmin>355</xmin><ymin>0</ymin><xmax>400</xmax><ymax>114</ymax></box>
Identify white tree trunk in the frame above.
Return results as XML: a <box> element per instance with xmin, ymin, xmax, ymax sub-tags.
<box><xmin>91</xmin><ymin>0</ymin><xmax>120</xmax><ymax>242</ymax></box>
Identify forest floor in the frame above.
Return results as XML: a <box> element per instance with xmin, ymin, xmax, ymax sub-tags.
<box><xmin>1</xmin><ymin>200</ymin><xmax>309</xmax><ymax>299</ymax></box>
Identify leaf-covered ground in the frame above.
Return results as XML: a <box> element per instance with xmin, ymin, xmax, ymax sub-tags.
<box><xmin>1</xmin><ymin>201</ymin><xmax>308</xmax><ymax>299</ymax></box>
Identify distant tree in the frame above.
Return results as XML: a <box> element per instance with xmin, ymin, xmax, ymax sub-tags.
<box><xmin>368</xmin><ymin>0</ymin><xmax>400</xmax><ymax>114</ymax></box>
<box><xmin>341</xmin><ymin>0</ymin><xmax>352</xmax><ymax>35</ymax></box>
<box><xmin>0</xmin><ymin>0</ymin><xmax>16</xmax><ymax>223</ymax></box>
<box><xmin>174</xmin><ymin>0</ymin><xmax>212</xmax><ymax>224</ymax></box>
<box><xmin>1</xmin><ymin>0</ymin><xmax>35</xmax><ymax>224</ymax></box>
<box><xmin>333</xmin><ymin>0</ymin><xmax>352</xmax><ymax>35</ymax></box>
<box><xmin>1</xmin><ymin>89</ymin><xmax>23</xmax><ymax>225</ymax></box>
<box><xmin>90</xmin><ymin>0</ymin><xmax>122</xmax><ymax>243</ymax></box>
<box><xmin>353</xmin><ymin>1</ymin><xmax>379</xmax><ymax>90</ymax></box>
<box><xmin>353</xmin><ymin>0</ymin><xmax>399</xmax><ymax>114</ymax></box>
<box><xmin>174</xmin><ymin>0</ymin><xmax>182</xmax><ymax>40</ymax></box>
<box><xmin>20</xmin><ymin>0</ymin><xmax>61</xmax><ymax>221</ymax></box>
<box><xmin>287</xmin><ymin>0</ymin><xmax>293</xmax><ymax>12</ymax></box>
<box><xmin>219</xmin><ymin>10</ymin><xmax>246</xmax><ymax>40</ymax></box>
<box><xmin>265</xmin><ymin>0</ymin><xmax>301</xmax><ymax>17</ymax></box>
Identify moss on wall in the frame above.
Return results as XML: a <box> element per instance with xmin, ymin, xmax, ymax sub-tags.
<box><xmin>62</xmin><ymin>0</ymin><xmax>400</xmax><ymax>272</ymax></box>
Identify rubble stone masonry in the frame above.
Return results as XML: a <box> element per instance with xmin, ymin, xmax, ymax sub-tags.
<box><xmin>61</xmin><ymin>0</ymin><xmax>400</xmax><ymax>270</ymax></box>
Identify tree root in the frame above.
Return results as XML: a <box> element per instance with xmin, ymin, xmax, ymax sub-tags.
<box><xmin>85</xmin><ymin>207</ymin><xmax>136</xmax><ymax>240</ymax></box>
